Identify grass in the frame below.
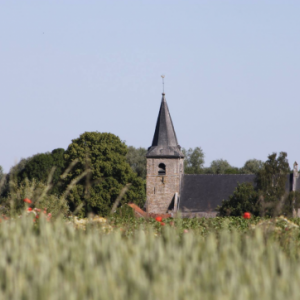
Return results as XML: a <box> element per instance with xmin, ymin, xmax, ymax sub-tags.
<box><xmin>1</xmin><ymin>214</ymin><xmax>300</xmax><ymax>299</ymax></box>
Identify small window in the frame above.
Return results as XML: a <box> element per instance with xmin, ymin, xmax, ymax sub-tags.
<box><xmin>158</xmin><ymin>163</ymin><xmax>166</xmax><ymax>175</ymax></box>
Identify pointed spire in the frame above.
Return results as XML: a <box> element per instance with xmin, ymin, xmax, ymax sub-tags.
<box><xmin>147</xmin><ymin>93</ymin><xmax>184</xmax><ymax>158</ymax></box>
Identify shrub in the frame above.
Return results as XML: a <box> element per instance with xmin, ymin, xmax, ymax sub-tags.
<box><xmin>0</xmin><ymin>178</ymin><xmax>69</xmax><ymax>218</ymax></box>
<box><xmin>217</xmin><ymin>183</ymin><xmax>259</xmax><ymax>216</ymax></box>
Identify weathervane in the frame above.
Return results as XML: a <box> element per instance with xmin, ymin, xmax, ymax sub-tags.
<box><xmin>161</xmin><ymin>75</ymin><xmax>165</xmax><ymax>93</ymax></box>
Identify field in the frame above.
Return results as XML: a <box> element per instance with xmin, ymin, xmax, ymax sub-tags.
<box><xmin>1</xmin><ymin>214</ymin><xmax>300</xmax><ymax>300</ymax></box>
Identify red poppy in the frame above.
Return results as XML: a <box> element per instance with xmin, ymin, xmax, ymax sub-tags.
<box><xmin>36</xmin><ymin>215</ymin><xmax>39</xmax><ymax>219</ymax></box>
<box><xmin>243</xmin><ymin>212</ymin><xmax>251</xmax><ymax>219</ymax></box>
<box><xmin>23</xmin><ymin>198</ymin><xmax>32</xmax><ymax>204</ymax></box>
<box><xmin>155</xmin><ymin>216</ymin><xmax>163</xmax><ymax>222</ymax></box>
<box><xmin>27</xmin><ymin>207</ymin><xmax>32</xmax><ymax>212</ymax></box>
<box><xmin>160</xmin><ymin>222</ymin><xmax>165</xmax><ymax>226</ymax></box>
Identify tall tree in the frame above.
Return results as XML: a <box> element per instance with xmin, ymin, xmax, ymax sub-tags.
<box><xmin>16</xmin><ymin>149</ymin><xmax>65</xmax><ymax>195</ymax></box>
<box><xmin>64</xmin><ymin>132</ymin><xmax>145</xmax><ymax>217</ymax></box>
<box><xmin>0</xmin><ymin>150</ymin><xmax>65</xmax><ymax>198</ymax></box>
<box><xmin>241</xmin><ymin>159</ymin><xmax>264</xmax><ymax>174</ymax></box>
<box><xmin>182</xmin><ymin>147</ymin><xmax>205</xmax><ymax>174</ymax></box>
<box><xmin>126</xmin><ymin>146</ymin><xmax>147</xmax><ymax>179</ymax></box>
<box><xmin>256</xmin><ymin>152</ymin><xmax>290</xmax><ymax>216</ymax></box>
<box><xmin>218</xmin><ymin>152</ymin><xmax>291</xmax><ymax>217</ymax></box>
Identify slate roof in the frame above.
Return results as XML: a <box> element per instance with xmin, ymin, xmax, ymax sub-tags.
<box><xmin>179</xmin><ymin>174</ymin><xmax>298</xmax><ymax>213</ymax></box>
<box><xmin>147</xmin><ymin>93</ymin><xmax>184</xmax><ymax>158</ymax></box>
<box><xmin>179</xmin><ymin>174</ymin><xmax>256</xmax><ymax>212</ymax></box>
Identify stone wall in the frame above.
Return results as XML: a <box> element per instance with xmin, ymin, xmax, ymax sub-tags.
<box><xmin>146</xmin><ymin>157</ymin><xmax>184</xmax><ymax>214</ymax></box>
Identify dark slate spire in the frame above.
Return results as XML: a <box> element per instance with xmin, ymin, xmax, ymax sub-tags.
<box><xmin>147</xmin><ymin>93</ymin><xmax>184</xmax><ymax>158</ymax></box>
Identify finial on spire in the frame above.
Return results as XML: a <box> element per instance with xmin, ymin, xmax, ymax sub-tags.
<box><xmin>161</xmin><ymin>75</ymin><xmax>165</xmax><ymax>94</ymax></box>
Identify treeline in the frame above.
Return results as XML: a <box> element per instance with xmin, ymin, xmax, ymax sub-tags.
<box><xmin>0</xmin><ymin>132</ymin><xmax>145</xmax><ymax>218</ymax></box>
<box><xmin>126</xmin><ymin>146</ymin><xmax>265</xmax><ymax>177</ymax></box>
<box><xmin>0</xmin><ymin>136</ymin><xmax>297</xmax><ymax>218</ymax></box>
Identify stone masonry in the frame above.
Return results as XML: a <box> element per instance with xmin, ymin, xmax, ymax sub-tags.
<box><xmin>146</xmin><ymin>158</ymin><xmax>184</xmax><ymax>213</ymax></box>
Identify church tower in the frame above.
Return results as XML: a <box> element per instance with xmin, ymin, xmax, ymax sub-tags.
<box><xmin>146</xmin><ymin>93</ymin><xmax>184</xmax><ymax>214</ymax></box>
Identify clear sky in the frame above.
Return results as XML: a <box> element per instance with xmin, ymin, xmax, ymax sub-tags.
<box><xmin>1</xmin><ymin>1</ymin><xmax>299</xmax><ymax>172</ymax></box>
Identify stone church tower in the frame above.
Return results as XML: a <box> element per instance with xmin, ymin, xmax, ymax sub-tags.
<box><xmin>146</xmin><ymin>93</ymin><xmax>184</xmax><ymax>214</ymax></box>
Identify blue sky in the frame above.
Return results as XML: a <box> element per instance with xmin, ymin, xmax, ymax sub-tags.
<box><xmin>1</xmin><ymin>1</ymin><xmax>300</xmax><ymax>172</ymax></box>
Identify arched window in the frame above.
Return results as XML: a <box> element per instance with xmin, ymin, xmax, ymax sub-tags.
<box><xmin>158</xmin><ymin>163</ymin><xmax>166</xmax><ymax>175</ymax></box>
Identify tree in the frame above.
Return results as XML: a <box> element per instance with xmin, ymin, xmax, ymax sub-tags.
<box><xmin>64</xmin><ymin>132</ymin><xmax>145</xmax><ymax>217</ymax></box>
<box><xmin>217</xmin><ymin>152</ymin><xmax>291</xmax><ymax>217</ymax></box>
<box><xmin>182</xmin><ymin>147</ymin><xmax>205</xmax><ymax>174</ymax></box>
<box><xmin>241</xmin><ymin>159</ymin><xmax>264</xmax><ymax>174</ymax></box>
<box><xmin>126</xmin><ymin>146</ymin><xmax>147</xmax><ymax>179</ymax></box>
<box><xmin>205</xmin><ymin>159</ymin><xmax>239</xmax><ymax>174</ymax></box>
<box><xmin>217</xmin><ymin>183</ymin><xmax>259</xmax><ymax>216</ymax></box>
<box><xmin>256</xmin><ymin>152</ymin><xmax>290</xmax><ymax>216</ymax></box>
<box><xmin>16</xmin><ymin>148</ymin><xmax>65</xmax><ymax>195</ymax></box>
<box><xmin>282</xmin><ymin>191</ymin><xmax>300</xmax><ymax>217</ymax></box>
<box><xmin>0</xmin><ymin>166</ymin><xmax>3</xmax><ymax>181</ymax></box>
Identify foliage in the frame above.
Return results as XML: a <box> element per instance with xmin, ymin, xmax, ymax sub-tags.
<box><xmin>0</xmin><ymin>165</ymin><xmax>3</xmax><ymax>180</ymax></box>
<box><xmin>217</xmin><ymin>183</ymin><xmax>259</xmax><ymax>216</ymax></box>
<box><xmin>217</xmin><ymin>152</ymin><xmax>291</xmax><ymax>217</ymax></box>
<box><xmin>1</xmin><ymin>216</ymin><xmax>300</xmax><ymax>299</ymax></box>
<box><xmin>205</xmin><ymin>159</ymin><xmax>239</xmax><ymax>174</ymax></box>
<box><xmin>241</xmin><ymin>159</ymin><xmax>264</xmax><ymax>174</ymax></box>
<box><xmin>16</xmin><ymin>148</ymin><xmax>66</xmax><ymax>195</ymax></box>
<box><xmin>126</xmin><ymin>146</ymin><xmax>147</xmax><ymax>179</ymax></box>
<box><xmin>256</xmin><ymin>152</ymin><xmax>290</xmax><ymax>216</ymax></box>
<box><xmin>182</xmin><ymin>147</ymin><xmax>205</xmax><ymax>174</ymax></box>
<box><xmin>2</xmin><ymin>149</ymin><xmax>66</xmax><ymax>198</ymax></box>
<box><xmin>64</xmin><ymin>132</ymin><xmax>145</xmax><ymax>217</ymax></box>
<box><xmin>282</xmin><ymin>191</ymin><xmax>300</xmax><ymax>217</ymax></box>
<box><xmin>0</xmin><ymin>178</ymin><xmax>69</xmax><ymax>218</ymax></box>
<box><xmin>115</xmin><ymin>204</ymin><xmax>135</xmax><ymax>218</ymax></box>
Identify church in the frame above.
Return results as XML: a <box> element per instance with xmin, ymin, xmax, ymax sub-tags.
<box><xmin>145</xmin><ymin>93</ymin><xmax>300</xmax><ymax>217</ymax></box>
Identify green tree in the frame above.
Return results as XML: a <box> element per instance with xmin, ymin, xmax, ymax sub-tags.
<box><xmin>282</xmin><ymin>191</ymin><xmax>300</xmax><ymax>217</ymax></box>
<box><xmin>0</xmin><ymin>166</ymin><xmax>3</xmax><ymax>180</ymax></box>
<box><xmin>205</xmin><ymin>159</ymin><xmax>239</xmax><ymax>174</ymax></box>
<box><xmin>16</xmin><ymin>149</ymin><xmax>65</xmax><ymax>195</ymax></box>
<box><xmin>64</xmin><ymin>132</ymin><xmax>145</xmax><ymax>217</ymax></box>
<box><xmin>126</xmin><ymin>146</ymin><xmax>147</xmax><ymax>179</ymax></box>
<box><xmin>217</xmin><ymin>183</ymin><xmax>259</xmax><ymax>216</ymax></box>
<box><xmin>217</xmin><ymin>152</ymin><xmax>291</xmax><ymax>217</ymax></box>
<box><xmin>241</xmin><ymin>159</ymin><xmax>264</xmax><ymax>174</ymax></box>
<box><xmin>182</xmin><ymin>147</ymin><xmax>205</xmax><ymax>174</ymax></box>
<box><xmin>256</xmin><ymin>152</ymin><xmax>290</xmax><ymax>216</ymax></box>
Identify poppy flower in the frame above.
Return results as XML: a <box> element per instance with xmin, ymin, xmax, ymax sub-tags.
<box><xmin>155</xmin><ymin>216</ymin><xmax>163</xmax><ymax>222</ymax></box>
<box><xmin>23</xmin><ymin>198</ymin><xmax>32</xmax><ymax>204</ymax></box>
<box><xmin>243</xmin><ymin>212</ymin><xmax>251</xmax><ymax>219</ymax></box>
<box><xmin>27</xmin><ymin>207</ymin><xmax>32</xmax><ymax>212</ymax></box>
<box><xmin>34</xmin><ymin>208</ymin><xmax>41</xmax><ymax>212</ymax></box>
<box><xmin>160</xmin><ymin>222</ymin><xmax>165</xmax><ymax>226</ymax></box>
